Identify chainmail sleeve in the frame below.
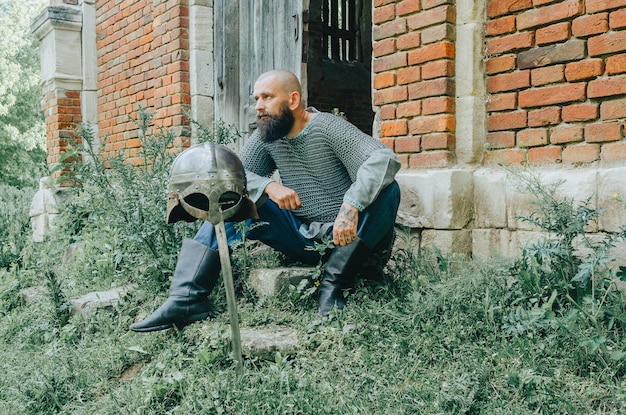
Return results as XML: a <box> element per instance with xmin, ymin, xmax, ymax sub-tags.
<box><xmin>239</xmin><ymin>130</ymin><xmax>277</xmax><ymax>203</ymax></box>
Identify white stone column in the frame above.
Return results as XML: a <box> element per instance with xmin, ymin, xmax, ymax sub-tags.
<box><xmin>189</xmin><ymin>0</ymin><xmax>215</xmax><ymax>143</ymax></box>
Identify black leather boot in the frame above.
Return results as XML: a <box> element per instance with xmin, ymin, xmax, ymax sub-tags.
<box><xmin>318</xmin><ymin>238</ymin><xmax>370</xmax><ymax>317</ymax></box>
<box><xmin>130</xmin><ymin>238</ymin><xmax>220</xmax><ymax>332</ymax></box>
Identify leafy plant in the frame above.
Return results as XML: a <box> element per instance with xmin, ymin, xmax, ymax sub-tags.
<box><xmin>0</xmin><ymin>184</ymin><xmax>35</xmax><ymax>269</ymax></box>
<box><xmin>505</xmin><ymin>168</ymin><xmax>626</xmax><ymax>375</ymax></box>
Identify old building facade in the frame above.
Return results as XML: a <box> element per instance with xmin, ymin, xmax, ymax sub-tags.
<box><xmin>32</xmin><ymin>0</ymin><xmax>626</xmax><ymax>257</ymax></box>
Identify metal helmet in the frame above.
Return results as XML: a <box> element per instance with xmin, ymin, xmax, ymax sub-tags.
<box><xmin>166</xmin><ymin>142</ymin><xmax>258</xmax><ymax>225</ymax></box>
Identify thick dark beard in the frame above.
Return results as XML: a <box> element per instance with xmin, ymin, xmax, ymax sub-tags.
<box><xmin>256</xmin><ymin>102</ymin><xmax>295</xmax><ymax>143</ymax></box>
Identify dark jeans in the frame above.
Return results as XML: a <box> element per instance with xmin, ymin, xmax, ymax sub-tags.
<box><xmin>194</xmin><ymin>181</ymin><xmax>401</xmax><ymax>265</ymax></box>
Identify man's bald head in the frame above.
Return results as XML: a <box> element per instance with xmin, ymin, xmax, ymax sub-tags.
<box><xmin>256</xmin><ymin>69</ymin><xmax>302</xmax><ymax>96</ymax></box>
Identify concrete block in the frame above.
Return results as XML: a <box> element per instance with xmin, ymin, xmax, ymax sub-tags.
<box><xmin>598</xmin><ymin>167</ymin><xmax>626</xmax><ymax>233</ymax></box>
<box><xmin>472</xmin><ymin>229</ymin><xmax>545</xmax><ymax>260</ymax></box>
<box><xmin>239</xmin><ymin>326</ymin><xmax>299</xmax><ymax>360</ymax></box>
<box><xmin>473</xmin><ymin>168</ymin><xmax>507</xmax><ymax>228</ymax></box>
<box><xmin>248</xmin><ymin>267</ymin><xmax>315</xmax><ymax>299</ymax></box>
<box><xmin>396</xmin><ymin>170</ymin><xmax>474</xmax><ymax>229</ymax></box>
<box><xmin>421</xmin><ymin>229</ymin><xmax>472</xmax><ymax>257</ymax></box>
<box><xmin>70</xmin><ymin>286</ymin><xmax>132</xmax><ymax>317</ymax></box>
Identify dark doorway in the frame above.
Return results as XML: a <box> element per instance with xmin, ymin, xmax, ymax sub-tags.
<box><xmin>305</xmin><ymin>0</ymin><xmax>374</xmax><ymax>135</ymax></box>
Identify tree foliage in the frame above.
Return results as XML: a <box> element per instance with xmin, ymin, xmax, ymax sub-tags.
<box><xmin>0</xmin><ymin>0</ymin><xmax>48</xmax><ymax>188</ymax></box>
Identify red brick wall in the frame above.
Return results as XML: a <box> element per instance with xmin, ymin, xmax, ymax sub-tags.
<box><xmin>485</xmin><ymin>0</ymin><xmax>626</xmax><ymax>166</ymax></box>
<box><xmin>43</xmin><ymin>88</ymin><xmax>82</xmax><ymax>180</ymax></box>
<box><xmin>372</xmin><ymin>0</ymin><xmax>456</xmax><ymax>169</ymax></box>
<box><xmin>96</xmin><ymin>0</ymin><xmax>190</xmax><ymax>164</ymax></box>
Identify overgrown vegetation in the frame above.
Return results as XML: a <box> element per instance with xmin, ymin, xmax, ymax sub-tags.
<box><xmin>1</xmin><ymin>118</ymin><xmax>625</xmax><ymax>414</ymax></box>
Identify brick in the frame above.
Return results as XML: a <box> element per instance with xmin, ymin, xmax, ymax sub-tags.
<box><xmin>528</xmin><ymin>146</ymin><xmax>561</xmax><ymax>164</ymax></box>
<box><xmin>607</xmin><ymin>54</ymin><xmax>626</xmax><ymax>74</ymax></box>
<box><xmin>531</xmin><ymin>65</ymin><xmax>565</xmax><ymax>86</ymax></box>
<box><xmin>409</xmin><ymin>114</ymin><xmax>455</xmax><ymax>134</ymax></box>
<box><xmin>517</xmin><ymin>0</ymin><xmax>583</xmax><ymax>31</ymax></box>
<box><xmin>518</xmin><ymin>83</ymin><xmax>586</xmax><ymax>107</ymax></box>
<box><xmin>408</xmin><ymin>42</ymin><xmax>455</xmax><ymax>65</ymax></box>
<box><xmin>397</xmin><ymin>67</ymin><xmax>421</xmax><ymax>84</ymax></box>
<box><xmin>600</xmin><ymin>98</ymin><xmax>626</xmax><ymax>120</ymax></box>
<box><xmin>422</xmin><ymin>97</ymin><xmax>455</xmax><ymax>115</ymax></box>
<box><xmin>379</xmin><ymin>105</ymin><xmax>396</xmax><ymax>120</ymax></box>
<box><xmin>572</xmin><ymin>13</ymin><xmax>608</xmax><ymax>37</ymax></box>
<box><xmin>380</xmin><ymin>137</ymin><xmax>395</xmax><ymax>151</ymax></box>
<box><xmin>397</xmin><ymin>0</ymin><xmax>421</xmax><ymax>16</ymax></box>
<box><xmin>487</xmin><ymin>110</ymin><xmax>528</xmax><ymax>131</ymax></box>
<box><xmin>373</xmin><ymin>38</ymin><xmax>397</xmax><ymax>57</ymax></box>
<box><xmin>610</xmin><ymin>9</ymin><xmax>626</xmax><ymax>29</ymax></box>
<box><xmin>373</xmin><ymin>86</ymin><xmax>408</xmax><ymax>105</ymax></box>
<box><xmin>381</xmin><ymin>120</ymin><xmax>408</xmax><ymax>137</ymax></box>
<box><xmin>397</xmin><ymin>100</ymin><xmax>422</xmax><ymax>118</ymax></box>
<box><xmin>398</xmin><ymin>154</ymin><xmax>409</xmax><ymax>168</ymax></box>
<box><xmin>486</xmin><ymin>55</ymin><xmax>517</xmax><ymax>75</ymax></box>
<box><xmin>584</xmin><ymin>122</ymin><xmax>622</xmax><ymax>143</ymax></box>
<box><xmin>488</xmin><ymin>92</ymin><xmax>517</xmax><ymax>111</ymax></box>
<box><xmin>422</xmin><ymin>23</ymin><xmax>455</xmax><ymax>45</ymax></box>
<box><xmin>487</xmin><ymin>70</ymin><xmax>530</xmax><ymax>93</ymax></box>
<box><xmin>409</xmin><ymin>78</ymin><xmax>454</xmax><ymax>99</ymax></box>
<box><xmin>528</xmin><ymin>107</ymin><xmax>561</xmax><ymax>126</ymax></box>
<box><xmin>487</xmin><ymin>0</ymin><xmax>532</xmax><ymax>18</ymax></box>
<box><xmin>422</xmin><ymin>132</ymin><xmax>455</xmax><ymax>150</ymax></box>
<box><xmin>562</xmin><ymin>103</ymin><xmax>598</xmax><ymax>122</ymax></box>
<box><xmin>487</xmin><ymin>131</ymin><xmax>515</xmax><ymax>149</ymax></box>
<box><xmin>518</xmin><ymin>39</ymin><xmax>585</xmax><ymax>69</ymax></box>
<box><xmin>408</xmin><ymin>151</ymin><xmax>453</xmax><ymax>168</ymax></box>
<box><xmin>483</xmin><ymin>148</ymin><xmax>526</xmax><ymax>165</ymax></box>
<box><xmin>517</xmin><ymin>128</ymin><xmax>549</xmax><ymax>147</ymax></box>
<box><xmin>487</xmin><ymin>16</ymin><xmax>516</xmax><ymax>36</ymax></box>
<box><xmin>587</xmin><ymin>0</ymin><xmax>626</xmax><ymax>14</ymax></box>
<box><xmin>397</xmin><ymin>32</ymin><xmax>421</xmax><ymax>50</ymax></box>
<box><xmin>601</xmin><ymin>141</ymin><xmax>626</xmax><ymax>163</ymax></box>
<box><xmin>373</xmin><ymin>53</ymin><xmax>408</xmax><ymax>72</ymax></box>
<box><xmin>374</xmin><ymin>0</ymin><xmax>395</xmax><ymax>6</ymax></box>
<box><xmin>564</xmin><ymin>59</ymin><xmax>604</xmax><ymax>81</ymax></box>
<box><xmin>395</xmin><ymin>136</ymin><xmax>421</xmax><ymax>153</ymax></box>
<box><xmin>486</xmin><ymin>32</ymin><xmax>534</xmax><ymax>56</ymax></box>
<box><xmin>423</xmin><ymin>0</ymin><xmax>451</xmax><ymax>8</ymax></box>
<box><xmin>589</xmin><ymin>32</ymin><xmax>626</xmax><ymax>57</ymax></box>
<box><xmin>422</xmin><ymin>60</ymin><xmax>454</xmax><ymax>79</ymax></box>
<box><xmin>407</xmin><ymin>6</ymin><xmax>455</xmax><ymax>30</ymax></box>
<box><xmin>550</xmin><ymin>124</ymin><xmax>583</xmax><ymax>144</ymax></box>
<box><xmin>374</xmin><ymin>18</ymin><xmax>407</xmax><ymax>41</ymax></box>
<box><xmin>373</xmin><ymin>3</ymin><xmax>396</xmax><ymax>24</ymax></box>
<box><xmin>588</xmin><ymin>75</ymin><xmax>626</xmax><ymax>98</ymax></box>
<box><xmin>562</xmin><ymin>143</ymin><xmax>600</xmax><ymax>164</ymax></box>
<box><xmin>536</xmin><ymin>22</ymin><xmax>570</xmax><ymax>45</ymax></box>
<box><xmin>374</xmin><ymin>73</ymin><xmax>396</xmax><ymax>89</ymax></box>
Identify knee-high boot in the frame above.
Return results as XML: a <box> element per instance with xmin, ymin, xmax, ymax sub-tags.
<box><xmin>318</xmin><ymin>238</ymin><xmax>370</xmax><ymax>317</ymax></box>
<box><xmin>130</xmin><ymin>238</ymin><xmax>220</xmax><ymax>332</ymax></box>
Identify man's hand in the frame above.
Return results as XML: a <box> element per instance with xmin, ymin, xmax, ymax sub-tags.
<box><xmin>265</xmin><ymin>182</ymin><xmax>303</xmax><ymax>210</ymax></box>
<box><xmin>333</xmin><ymin>202</ymin><xmax>358</xmax><ymax>246</ymax></box>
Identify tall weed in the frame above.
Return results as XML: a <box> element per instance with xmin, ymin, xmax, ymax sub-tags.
<box><xmin>0</xmin><ymin>184</ymin><xmax>35</xmax><ymax>269</ymax></box>
<box><xmin>505</xmin><ymin>169</ymin><xmax>626</xmax><ymax>377</ymax></box>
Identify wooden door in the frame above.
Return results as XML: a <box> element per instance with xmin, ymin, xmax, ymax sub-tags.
<box><xmin>214</xmin><ymin>0</ymin><xmax>307</xmax><ymax>148</ymax></box>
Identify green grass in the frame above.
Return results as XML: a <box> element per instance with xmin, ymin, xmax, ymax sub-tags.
<box><xmin>1</xmin><ymin>245</ymin><xmax>625</xmax><ymax>414</ymax></box>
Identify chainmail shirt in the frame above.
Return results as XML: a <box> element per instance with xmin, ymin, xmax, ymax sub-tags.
<box><xmin>239</xmin><ymin>109</ymin><xmax>400</xmax><ymax>224</ymax></box>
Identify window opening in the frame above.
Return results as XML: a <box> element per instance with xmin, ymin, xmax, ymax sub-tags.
<box><xmin>322</xmin><ymin>0</ymin><xmax>358</xmax><ymax>61</ymax></box>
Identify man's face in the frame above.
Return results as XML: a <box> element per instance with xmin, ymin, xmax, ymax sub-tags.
<box><xmin>254</xmin><ymin>76</ymin><xmax>295</xmax><ymax>143</ymax></box>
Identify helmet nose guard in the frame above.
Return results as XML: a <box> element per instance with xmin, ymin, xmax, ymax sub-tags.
<box><xmin>166</xmin><ymin>142</ymin><xmax>258</xmax><ymax>225</ymax></box>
